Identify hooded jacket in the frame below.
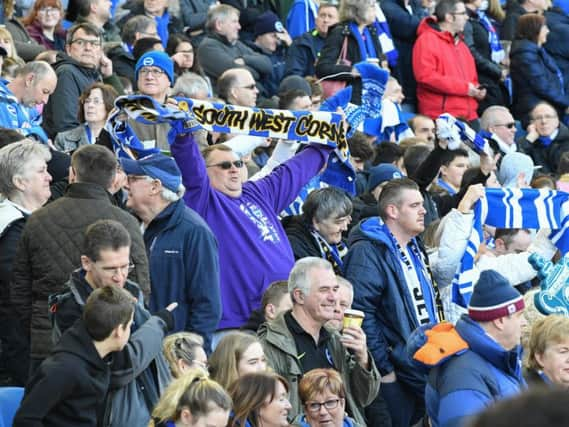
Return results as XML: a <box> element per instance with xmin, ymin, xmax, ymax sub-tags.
<box><xmin>412</xmin><ymin>17</ymin><xmax>479</xmax><ymax>121</ymax></box>
<box><xmin>258</xmin><ymin>311</ymin><xmax>380</xmax><ymax>426</ymax></box>
<box><xmin>409</xmin><ymin>317</ymin><xmax>526</xmax><ymax>427</ymax></box>
<box><xmin>13</xmin><ymin>320</ymin><xmax>111</xmax><ymax>427</ymax></box>
<box><xmin>343</xmin><ymin>217</ymin><xmax>436</xmax><ymax>396</ymax></box>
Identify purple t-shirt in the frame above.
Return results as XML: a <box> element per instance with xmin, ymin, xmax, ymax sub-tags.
<box><xmin>171</xmin><ymin>135</ymin><xmax>330</xmax><ymax>329</ymax></box>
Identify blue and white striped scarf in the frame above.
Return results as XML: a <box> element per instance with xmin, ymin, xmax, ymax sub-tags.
<box><xmin>452</xmin><ymin>188</ymin><xmax>569</xmax><ymax>307</ymax></box>
<box><xmin>478</xmin><ymin>11</ymin><xmax>504</xmax><ymax>64</ymax></box>
<box><xmin>374</xmin><ymin>4</ymin><xmax>398</xmax><ymax>67</ymax></box>
<box><xmin>436</xmin><ymin>113</ymin><xmax>493</xmax><ymax>156</ymax></box>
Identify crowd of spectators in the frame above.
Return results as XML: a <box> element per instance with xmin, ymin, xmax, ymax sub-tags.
<box><xmin>3</xmin><ymin>0</ymin><xmax>569</xmax><ymax>425</ymax></box>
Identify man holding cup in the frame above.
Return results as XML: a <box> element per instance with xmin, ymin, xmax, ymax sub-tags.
<box><xmin>258</xmin><ymin>257</ymin><xmax>380</xmax><ymax>425</ymax></box>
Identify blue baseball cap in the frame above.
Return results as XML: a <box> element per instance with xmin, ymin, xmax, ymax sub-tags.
<box><xmin>120</xmin><ymin>153</ymin><xmax>182</xmax><ymax>193</ymax></box>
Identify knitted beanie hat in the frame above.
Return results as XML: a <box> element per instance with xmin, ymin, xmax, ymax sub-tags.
<box><xmin>468</xmin><ymin>270</ymin><xmax>525</xmax><ymax>321</ymax></box>
<box><xmin>135</xmin><ymin>50</ymin><xmax>174</xmax><ymax>84</ymax></box>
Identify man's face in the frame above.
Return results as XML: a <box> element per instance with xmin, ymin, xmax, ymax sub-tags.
<box><xmin>495</xmin><ymin>231</ymin><xmax>532</xmax><ymax>255</ymax></box>
<box><xmin>488</xmin><ymin>110</ymin><xmax>516</xmax><ymax>146</ymax></box>
<box><xmin>82</xmin><ymin>246</ymin><xmax>131</xmax><ymax>289</ymax></box>
<box><xmin>217</xmin><ymin>12</ymin><xmax>241</xmax><ymax>43</ymax></box>
<box><xmin>92</xmin><ymin>0</ymin><xmax>112</xmax><ymax>23</ymax></box>
<box><xmin>144</xmin><ymin>0</ymin><xmax>168</xmax><ymax>16</ymax></box>
<box><xmin>137</xmin><ymin>65</ymin><xmax>171</xmax><ymax>101</ymax></box>
<box><xmin>315</xmin><ymin>6</ymin><xmax>339</xmax><ymax>36</ymax></box>
<box><xmin>21</xmin><ymin>73</ymin><xmax>57</xmax><ymax>107</ymax></box>
<box><xmin>392</xmin><ymin>189</ymin><xmax>426</xmax><ymax>237</ymax></box>
<box><xmin>124</xmin><ymin>175</ymin><xmax>154</xmax><ymax>215</ymax></box>
<box><xmin>301</xmin><ymin>267</ymin><xmax>339</xmax><ymax>324</ymax></box>
<box><xmin>256</xmin><ymin>32</ymin><xmax>280</xmax><ymax>52</ymax></box>
<box><xmin>66</xmin><ymin>28</ymin><xmax>102</xmax><ymax>68</ymax></box>
<box><xmin>205</xmin><ymin>149</ymin><xmax>244</xmax><ymax>197</ymax></box>
<box><xmin>440</xmin><ymin>155</ymin><xmax>469</xmax><ymax>190</ymax></box>
<box><xmin>499</xmin><ymin>311</ymin><xmax>526</xmax><ymax>351</ymax></box>
<box><xmin>229</xmin><ymin>70</ymin><xmax>258</xmax><ymax>107</ymax></box>
<box><xmin>327</xmin><ymin>284</ymin><xmax>353</xmax><ymax>331</ymax></box>
<box><xmin>450</xmin><ymin>2</ymin><xmax>468</xmax><ymax>34</ymax></box>
<box><xmin>135</xmin><ymin>22</ymin><xmax>159</xmax><ymax>41</ymax></box>
<box><xmin>531</xmin><ymin>104</ymin><xmax>559</xmax><ymax>137</ymax></box>
<box><xmin>412</xmin><ymin>116</ymin><xmax>435</xmax><ymax>143</ymax></box>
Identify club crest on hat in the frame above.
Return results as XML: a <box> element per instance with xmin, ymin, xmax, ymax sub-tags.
<box><xmin>143</xmin><ymin>57</ymin><xmax>154</xmax><ymax>66</ymax></box>
<box><xmin>275</xmin><ymin>21</ymin><xmax>284</xmax><ymax>32</ymax></box>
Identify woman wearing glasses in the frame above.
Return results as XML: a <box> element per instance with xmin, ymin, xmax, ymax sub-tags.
<box><xmin>21</xmin><ymin>0</ymin><xmax>66</xmax><ymax>51</ymax></box>
<box><xmin>294</xmin><ymin>369</ymin><xmax>362</xmax><ymax>427</ymax></box>
<box><xmin>54</xmin><ymin>83</ymin><xmax>117</xmax><ymax>154</ymax></box>
<box><xmin>228</xmin><ymin>372</ymin><xmax>292</xmax><ymax>427</ymax></box>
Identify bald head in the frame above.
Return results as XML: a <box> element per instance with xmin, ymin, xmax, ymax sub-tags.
<box><xmin>217</xmin><ymin>68</ymin><xmax>258</xmax><ymax>106</ymax></box>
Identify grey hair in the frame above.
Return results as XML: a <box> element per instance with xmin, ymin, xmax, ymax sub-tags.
<box><xmin>302</xmin><ymin>187</ymin><xmax>352</xmax><ymax>224</ymax></box>
<box><xmin>142</xmin><ymin>176</ymin><xmax>186</xmax><ymax>202</ymax></box>
<box><xmin>14</xmin><ymin>60</ymin><xmax>55</xmax><ymax>81</ymax></box>
<box><xmin>205</xmin><ymin>4</ymin><xmax>239</xmax><ymax>33</ymax></box>
<box><xmin>172</xmin><ymin>72</ymin><xmax>209</xmax><ymax>99</ymax></box>
<box><xmin>480</xmin><ymin>105</ymin><xmax>513</xmax><ymax>130</ymax></box>
<box><xmin>339</xmin><ymin>0</ymin><xmax>375</xmax><ymax>23</ymax></box>
<box><xmin>0</xmin><ymin>140</ymin><xmax>51</xmax><ymax>200</ymax></box>
<box><xmin>121</xmin><ymin>15</ymin><xmax>155</xmax><ymax>46</ymax></box>
<box><xmin>288</xmin><ymin>257</ymin><xmax>334</xmax><ymax>302</ymax></box>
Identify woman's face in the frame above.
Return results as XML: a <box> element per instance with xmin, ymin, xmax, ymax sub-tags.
<box><xmin>0</xmin><ymin>35</ymin><xmax>13</xmax><ymax>57</ymax></box>
<box><xmin>538</xmin><ymin>24</ymin><xmax>549</xmax><ymax>45</ymax></box>
<box><xmin>37</xmin><ymin>4</ymin><xmax>61</xmax><ymax>30</ymax></box>
<box><xmin>175</xmin><ymin>41</ymin><xmax>195</xmax><ymax>70</ymax></box>
<box><xmin>83</xmin><ymin>88</ymin><xmax>108</xmax><ymax>124</ymax></box>
<box><xmin>304</xmin><ymin>390</ymin><xmax>346</xmax><ymax>427</ymax></box>
<box><xmin>535</xmin><ymin>338</ymin><xmax>569</xmax><ymax>387</ymax></box>
<box><xmin>17</xmin><ymin>156</ymin><xmax>52</xmax><ymax>208</ymax></box>
<box><xmin>237</xmin><ymin>342</ymin><xmax>267</xmax><ymax>376</ymax></box>
<box><xmin>258</xmin><ymin>381</ymin><xmax>292</xmax><ymax>427</ymax></box>
<box><xmin>357</xmin><ymin>3</ymin><xmax>376</xmax><ymax>26</ymax></box>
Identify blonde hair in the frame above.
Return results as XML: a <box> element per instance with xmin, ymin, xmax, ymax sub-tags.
<box><xmin>162</xmin><ymin>332</ymin><xmax>205</xmax><ymax>378</ymax></box>
<box><xmin>150</xmin><ymin>369</ymin><xmax>231</xmax><ymax>425</ymax></box>
<box><xmin>209</xmin><ymin>332</ymin><xmax>261</xmax><ymax>390</ymax></box>
<box><xmin>527</xmin><ymin>315</ymin><xmax>569</xmax><ymax>371</ymax></box>
<box><xmin>0</xmin><ymin>27</ymin><xmax>24</xmax><ymax>64</ymax></box>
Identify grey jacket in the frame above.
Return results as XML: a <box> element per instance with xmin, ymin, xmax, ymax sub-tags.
<box><xmin>258</xmin><ymin>311</ymin><xmax>380</xmax><ymax>426</ymax></box>
<box><xmin>54</xmin><ymin>124</ymin><xmax>91</xmax><ymax>154</ymax></box>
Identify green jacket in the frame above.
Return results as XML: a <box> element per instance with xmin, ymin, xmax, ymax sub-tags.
<box><xmin>258</xmin><ymin>311</ymin><xmax>381</xmax><ymax>426</ymax></box>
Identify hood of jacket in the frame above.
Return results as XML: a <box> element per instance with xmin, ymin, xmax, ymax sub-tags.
<box><xmin>347</xmin><ymin>216</ymin><xmax>392</xmax><ymax>248</ymax></box>
<box><xmin>52</xmin><ymin>53</ymin><xmax>101</xmax><ymax>79</ymax></box>
<box><xmin>51</xmin><ymin>319</ymin><xmax>108</xmax><ymax>371</ymax></box>
<box><xmin>417</xmin><ymin>16</ymin><xmax>458</xmax><ymax>44</ymax></box>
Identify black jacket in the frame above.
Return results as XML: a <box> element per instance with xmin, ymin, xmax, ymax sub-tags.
<box><xmin>501</xmin><ymin>2</ymin><xmax>527</xmax><ymax>41</ymax></box>
<box><xmin>544</xmin><ymin>8</ymin><xmax>569</xmax><ymax>95</ymax></box>
<box><xmin>282</xmin><ymin>215</ymin><xmax>321</xmax><ymax>260</ymax></box>
<box><xmin>284</xmin><ymin>29</ymin><xmax>326</xmax><ymax>77</ymax></box>
<box><xmin>13</xmin><ymin>321</ymin><xmax>111</xmax><ymax>427</ymax></box>
<box><xmin>519</xmin><ymin>122</ymin><xmax>569</xmax><ymax>174</ymax></box>
<box><xmin>107</xmin><ymin>44</ymin><xmax>136</xmax><ymax>85</ymax></box>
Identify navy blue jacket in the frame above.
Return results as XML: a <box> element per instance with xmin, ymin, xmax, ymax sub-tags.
<box><xmin>343</xmin><ymin>217</ymin><xmax>430</xmax><ymax>396</ymax></box>
<box><xmin>424</xmin><ymin>316</ymin><xmax>525</xmax><ymax>427</ymax></box>
<box><xmin>381</xmin><ymin>0</ymin><xmax>425</xmax><ymax>106</ymax></box>
<box><xmin>284</xmin><ymin>30</ymin><xmax>326</xmax><ymax>77</ymax></box>
<box><xmin>143</xmin><ymin>199</ymin><xmax>221</xmax><ymax>352</ymax></box>
<box><xmin>544</xmin><ymin>8</ymin><xmax>569</xmax><ymax>95</ymax></box>
<box><xmin>510</xmin><ymin>39</ymin><xmax>569</xmax><ymax>125</ymax></box>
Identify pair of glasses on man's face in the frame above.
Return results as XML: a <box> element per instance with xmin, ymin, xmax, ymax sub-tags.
<box><xmin>206</xmin><ymin>160</ymin><xmax>244</xmax><ymax>170</ymax></box>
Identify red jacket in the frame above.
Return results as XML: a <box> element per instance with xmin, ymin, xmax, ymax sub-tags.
<box><xmin>412</xmin><ymin>17</ymin><xmax>479</xmax><ymax>120</ymax></box>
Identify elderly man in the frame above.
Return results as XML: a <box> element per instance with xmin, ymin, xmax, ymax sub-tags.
<box><xmin>121</xmin><ymin>153</ymin><xmax>221</xmax><ymax>352</ymax></box>
<box><xmin>170</xmin><ymin>127</ymin><xmax>332</xmax><ymax>341</ymax></box>
<box><xmin>519</xmin><ymin>101</ymin><xmax>569</xmax><ymax>174</ymax></box>
<box><xmin>258</xmin><ymin>257</ymin><xmax>380</xmax><ymax>425</ymax></box>
<box><xmin>481</xmin><ymin>105</ymin><xmax>518</xmax><ymax>158</ymax></box>
<box><xmin>197</xmin><ymin>4</ymin><xmax>272</xmax><ymax>86</ymax></box>
<box><xmin>43</xmin><ymin>22</ymin><xmax>123</xmax><ymax>139</ymax></box>
<box><xmin>0</xmin><ymin>61</ymin><xmax>56</xmax><ymax>142</ymax></box>
<box><xmin>344</xmin><ymin>178</ymin><xmax>444</xmax><ymax>427</ymax></box>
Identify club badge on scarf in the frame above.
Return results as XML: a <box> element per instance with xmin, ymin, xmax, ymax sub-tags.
<box><xmin>529</xmin><ymin>252</ymin><xmax>569</xmax><ymax>316</ymax></box>
<box><xmin>452</xmin><ymin>188</ymin><xmax>569</xmax><ymax>308</ymax></box>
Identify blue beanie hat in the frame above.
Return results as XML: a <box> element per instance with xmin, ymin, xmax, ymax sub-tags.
<box><xmin>367</xmin><ymin>164</ymin><xmax>403</xmax><ymax>192</ymax></box>
<box><xmin>135</xmin><ymin>51</ymin><xmax>174</xmax><ymax>84</ymax></box>
<box><xmin>468</xmin><ymin>270</ymin><xmax>525</xmax><ymax>321</ymax></box>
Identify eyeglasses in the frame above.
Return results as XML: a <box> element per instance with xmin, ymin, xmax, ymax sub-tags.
<box><xmin>71</xmin><ymin>38</ymin><xmax>102</xmax><ymax>48</ymax></box>
<box><xmin>38</xmin><ymin>7</ymin><xmax>60</xmax><ymax>14</ymax></box>
<box><xmin>306</xmin><ymin>399</ymin><xmax>341</xmax><ymax>413</ymax></box>
<box><xmin>84</xmin><ymin>97</ymin><xmax>103</xmax><ymax>105</ymax></box>
<box><xmin>532</xmin><ymin>114</ymin><xmax>557</xmax><ymax>122</ymax></box>
<box><xmin>494</xmin><ymin>122</ymin><xmax>516</xmax><ymax>129</ymax></box>
<box><xmin>238</xmin><ymin>84</ymin><xmax>257</xmax><ymax>90</ymax></box>
<box><xmin>206</xmin><ymin>160</ymin><xmax>244</xmax><ymax>170</ymax></box>
<box><xmin>451</xmin><ymin>10</ymin><xmax>467</xmax><ymax>15</ymax></box>
<box><xmin>97</xmin><ymin>263</ymin><xmax>135</xmax><ymax>276</ymax></box>
<box><xmin>139</xmin><ymin>67</ymin><xmax>166</xmax><ymax>77</ymax></box>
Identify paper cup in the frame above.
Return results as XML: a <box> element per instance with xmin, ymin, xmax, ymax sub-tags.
<box><xmin>343</xmin><ymin>309</ymin><xmax>364</xmax><ymax>329</ymax></box>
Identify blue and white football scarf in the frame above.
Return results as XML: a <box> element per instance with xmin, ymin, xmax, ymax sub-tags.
<box><xmin>452</xmin><ymin>188</ymin><xmax>569</xmax><ymax>307</ymax></box>
<box><xmin>478</xmin><ymin>11</ymin><xmax>504</xmax><ymax>64</ymax></box>
<box><xmin>374</xmin><ymin>4</ymin><xmax>398</xmax><ymax>67</ymax></box>
<box><xmin>436</xmin><ymin>113</ymin><xmax>493</xmax><ymax>156</ymax></box>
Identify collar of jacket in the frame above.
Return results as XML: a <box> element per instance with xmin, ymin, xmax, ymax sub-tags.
<box><xmin>146</xmin><ymin>198</ymin><xmax>184</xmax><ymax>234</ymax></box>
<box><xmin>64</xmin><ymin>182</ymin><xmax>115</xmax><ymax>203</ymax></box>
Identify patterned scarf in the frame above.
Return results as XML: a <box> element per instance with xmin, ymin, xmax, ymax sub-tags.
<box><xmin>310</xmin><ymin>228</ymin><xmax>348</xmax><ymax>275</ymax></box>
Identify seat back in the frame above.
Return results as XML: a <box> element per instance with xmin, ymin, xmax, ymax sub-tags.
<box><xmin>0</xmin><ymin>387</ymin><xmax>25</xmax><ymax>427</ymax></box>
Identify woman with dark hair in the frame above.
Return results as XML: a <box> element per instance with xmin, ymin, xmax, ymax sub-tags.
<box><xmin>228</xmin><ymin>372</ymin><xmax>292</xmax><ymax>427</ymax></box>
<box><xmin>315</xmin><ymin>0</ymin><xmax>385</xmax><ymax>104</ymax></box>
<box><xmin>54</xmin><ymin>83</ymin><xmax>117</xmax><ymax>154</ymax></box>
<box><xmin>510</xmin><ymin>14</ymin><xmax>569</xmax><ymax>126</ymax></box>
<box><xmin>166</xmin><ymin>33</ymin><xmax>212</xmax><ymax>94</ymax></box>
<box><xmin>21</xmin><ymin>0</ymin><xmax>66</xmax><ymax>51</ymax></box>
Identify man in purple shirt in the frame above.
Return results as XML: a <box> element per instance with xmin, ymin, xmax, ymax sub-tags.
<box><xmin>171</xmin><ymin>133</ymin><xmax>331</xmax><ymax>338</ymax></box>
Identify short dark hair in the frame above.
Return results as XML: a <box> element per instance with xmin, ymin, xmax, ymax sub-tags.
<box><xmin>302</xmin><ymin>187</ymin><xmax>353</xmax><ymax>223</ymax></box>
<box><xmin>348</xmin><ymin>132</ymin><xmax>374</xmax><ymax>161</ymax></box>
<box><xmin>261</xmin><ymin>281</ymin><xmax>289</xmax><ymax>311</ymax></box>
<box><xmin>122</xmin><ymin>15</ymin><xmax>155</xmax><ymax>45</ymax></box>
<box><xmin>494</xmin><ymin>228</ymin><xmax>530</xmax><ymax>248</ymax></box>
<box><xmin>434</xmin><ymin>0</ymin><xmax>461</xmax><ymax>22</ymax></box>
<box><xmin>78</xmin><ymin>83</ymin><xmax>117</xmax><ymax>122</ymax></box>
<box><xmin>440</xmin><ymin>148</ymin><xmax>469</xmax><ymax>167</ymax></box>
<box><xmin>373</xmin><ymin>142</ymin><xmax>404</xmax><ymax>166</ymax></box>
<box><xmin>217</xmin><ymin>69</ymin><xmax>240</xmax><ymax>102</ymax></box>
<box><xmin>133</xmin><ymin>38</ymin><xmax>163</xmax><ymax>61</ymax></box>
<box><xmin>278</xmin><ymin>90</ymin><xmax>310</xmax><ymax>110</ymax></box>
<box><xmin>403</xmin><ymin>144</ymin><xmax>431</xmax><ymax>177</ymax></box>
<box><xmin>377</xmin><ymin>178</ymin><xmax>419</xmax><ymax>220</ymax></box>
<box><xmin>66</xmin><ymin>22</ymin><xmax>102</xmax><ymax>45</ymax></box>
<box><xmin>516</xmin><ymin>14</ymin><xmax>546</xmax><ymax>43</ymax></box>
<box><xmin>83</xmin><ymin>286</ymin><xmax>135</xmax><ymax>341</ymax></box>
<box><xmin>83</xmin><ymin>220</ymin><xmax>131</xmax><ymax>262</ymax></box>
<box><xmin>71</xmin><ymin>145</ymin><xmax>117</xmax><ymax>189</ymax></box>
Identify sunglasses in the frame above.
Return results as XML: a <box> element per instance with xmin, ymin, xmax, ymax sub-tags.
<box><xmin>206</xmin><ymin>160</ymin><xmax>245</xmax><ymax>170</ymax></box>
<box><xmin>494</xmin><ymin>122</ymin><xmax>516</xmax><ymax>129</ymax></box>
